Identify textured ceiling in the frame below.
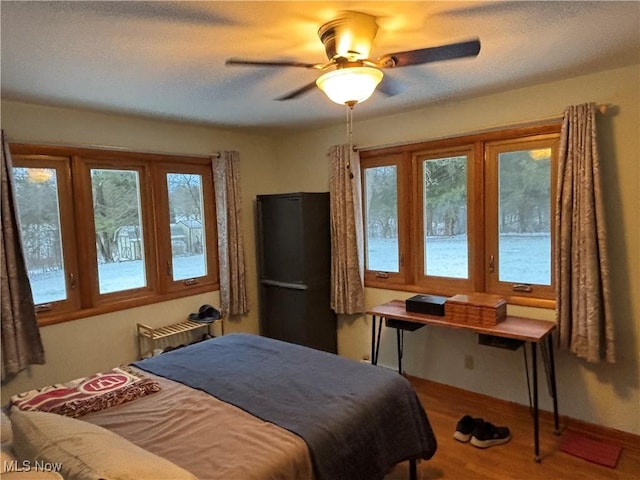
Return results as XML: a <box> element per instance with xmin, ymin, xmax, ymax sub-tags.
<box><xmin>2</xmin><ymin>1</ymin><xmax>639</xmax><ymax>132</ymax></box>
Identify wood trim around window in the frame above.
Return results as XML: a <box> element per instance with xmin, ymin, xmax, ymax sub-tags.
<box><xmin>359</xmin><ymin>123</ymin><xmax>561</xmax><ymax>308</ymax></box>
<box><xmin>360</xmin><ymin>152</ymin><xmax>410</xmax><ymax>288</ymax></box>
<box><xmin>153</xmin><ymin>163</ymin><xmax>219</xmax><ymax>294</ymax></box>
<box><xmin>10</xmin><ymin>154</ymin><xmax>82</xmax><ymax>317</ymax></box>
<box><xmin>9</xmin><ymin>143</ymin><xmax>220</xmax><ymax>326</ymax></box>
<box><xmin>483</xmin><ymin>134</ymin><xmax>560</xmax><ymax>302</ymax></box>
<box><xmin>412</xmin><ymin>144</ymin><xmax>479</xmax><ymax>296</ymax></box>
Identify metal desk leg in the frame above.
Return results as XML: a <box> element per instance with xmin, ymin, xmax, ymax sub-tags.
<box><xmin>371</xmin><ymin>315</ymin><xmax>384</xmax><ymax>365</ymax></box>
<box><xmin>371</xmin><ymin>315</ymin><xmax>377</xmax><ymax>364</ymax></box>
<box><xmin>546</xmin><ymin>334</ymin><xmax>560</xmax><ymax>433</ymax></box>
<box><xmin>375</xmin><ymin>316</ymin><xmax>383</xmax><ymax>364</ymax></box>
<box><xmin>532</xmin><ymin>342</ymin><xmax>541</xmax><ymax>463</ymax></box>
<box><xmin>396</xmin><ymin>328</ymin><xmax>403</xmax><ymax>375</ymax></box>
<box><xmin>409</xmin><ymin>458</ymin><xmax>417</xmax><ymax>480</ymax></box>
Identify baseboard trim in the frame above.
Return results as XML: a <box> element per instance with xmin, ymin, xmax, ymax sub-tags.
<box><xmin>406</xmin><ymin>375</ymin><xmax>640</xmax><ymax>452</ymax></box>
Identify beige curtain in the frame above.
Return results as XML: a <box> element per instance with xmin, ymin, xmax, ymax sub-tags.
<box><xmin>329</xmin><ymin>144</ymin><xmax>365</xmax><ymax>314</ymax></box>
<box><xmin>555</xmin><ymin>103</ymin><xmax>614</xmax><ymax>363</ymax></box>
<box><xmin>212</xmin><ymin>151</ymin><xmax>248</xmax><ymax>316</ymax></box>
<box><xmin>1</xmin><ymin>130</ymin><xmax>46</xmax><ymax>382</ymax></box>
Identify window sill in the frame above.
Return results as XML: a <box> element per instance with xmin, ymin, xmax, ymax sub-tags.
<box><xmin>37</xmin><ymin>283</ymin><xmax>219</xmax><ymax>327</ymax></box>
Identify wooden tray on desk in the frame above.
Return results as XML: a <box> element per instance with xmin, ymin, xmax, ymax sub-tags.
<box><xmin>445</xmin><ymin>293</ymin><xmax>506</xmax><ymax>327</ymax></box>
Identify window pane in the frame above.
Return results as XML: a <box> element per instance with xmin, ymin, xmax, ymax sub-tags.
<box><xmin>365</xmin><ymin>165</ymin><xmax>399</xmax><ymax>272</ymax></box>
<box><xmin>423</xmin><ymin>156</ymin><xmax>468</xmax><ymax>278</ymax></box>
<box><xmin>91</xmin><ymin>169</ymin><xmax>146</xmax><ymax>293</ymax></box>
<box><xmin>13</xmin><ymin>167</ymin><xmax>67</xmax><ymax>304</ymax></box>
<box><xmin>498</xmin><ymin>149</ymin><xmax>551</xmax><ymax>285</ymax></box>
<box><xmin>167</xmin><ymin>173</ymin><xmax>207</xmax><ymax>281</ymax></box>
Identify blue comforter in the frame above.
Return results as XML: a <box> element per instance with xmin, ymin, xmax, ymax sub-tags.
<box><xmin>133</xmin><ymin>333</ymin><xmax>436</xmax><ymax>480</ymax></box>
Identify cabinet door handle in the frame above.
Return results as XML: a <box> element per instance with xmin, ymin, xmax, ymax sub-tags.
<box><xmin>261</xmin><ymin>279</ymin><xmax>307</xmax><ymax>290</ymax></box>
<box><xmin>184</xmin><ymin>278</ymin><xmax>198</xmax><ymax>286</ymax></box>
<box><xmin>489</xmin><ymin>255</ymin><xmax>495</xmax><ymax>273</ymax></box>
<box><xmin>375</xmin><ymin>271</ymin><xmax>389</xmax><ymax>279</ymax></box>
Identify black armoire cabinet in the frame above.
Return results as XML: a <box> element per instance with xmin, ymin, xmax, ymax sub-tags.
<box><xmin>256</xmin><ymin>192</ymin><xmax>337</xmax><ymax>353</ymax></box>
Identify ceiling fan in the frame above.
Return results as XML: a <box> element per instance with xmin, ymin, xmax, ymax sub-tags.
<box><xmin>225</xmin><ymin>11</ymin><xmax>481</xmax><ymax>106</ymax></box>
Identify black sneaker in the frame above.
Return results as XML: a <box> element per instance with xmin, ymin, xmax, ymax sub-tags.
<box><xmin>454</xmin><ymin>415</ymin><xmax>483</xmax><ymax>443</ymax></box>
<box><xmin>470</xmin><ymin>421</ymin><xmax>511</xmax><ymax>448</ymax></box>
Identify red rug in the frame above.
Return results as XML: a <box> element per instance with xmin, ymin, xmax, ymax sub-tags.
<box><xmin>559</xmin><ymin>430</ymin><xmax>622</xmax><ymax>468</ymax></box>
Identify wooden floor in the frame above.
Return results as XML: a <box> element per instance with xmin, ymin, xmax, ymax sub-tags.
<box><xmin>384</xmin><ymin>376</ymin><xmax>640</xmax><ymax>480</ymax></box>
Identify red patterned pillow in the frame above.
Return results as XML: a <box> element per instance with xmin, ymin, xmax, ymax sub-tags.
<box><xmin>11</xmin><ymin>367</ymin><xmax>160</xmax><ymax>418</ymax></box>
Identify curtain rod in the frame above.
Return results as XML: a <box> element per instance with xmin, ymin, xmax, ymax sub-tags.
<box><xmin>520</xmin><ymin>103</ymin><xmax>609</xmax><ymax>125</ymax></box>
<box><xmin>354</xmin><ymin>103</ymin><xmax>610</xmax><ymax>153</ymax></box>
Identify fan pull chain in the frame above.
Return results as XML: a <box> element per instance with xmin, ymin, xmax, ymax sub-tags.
<box><xmin>346</xmin><ymin>104</ymin><xmax>354</xmax><ymax>178</ymax></box>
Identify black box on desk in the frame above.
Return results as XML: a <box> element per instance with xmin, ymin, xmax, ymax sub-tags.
<box><xmin>405</xmin><ymin>294</ymin><xmax>447</xmax><ymax>316</ymax></box>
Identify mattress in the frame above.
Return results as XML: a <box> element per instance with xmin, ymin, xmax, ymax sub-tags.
<box><xmin>84</xmin><ymin>333</ymin><xmax>437</xmax><ymax>480</ymax></box>
<box><xmin>83</xmin><ymin>369</ymin><xmax>313</xmax><ymax>480</ymax></box>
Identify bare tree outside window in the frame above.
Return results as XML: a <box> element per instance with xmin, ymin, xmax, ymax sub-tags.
<box><xmin>9</xmin><ymin>144</ymin><xmax>220</xmax><ymax>322</ymax></box>
<box><xmin>423</xmin><ymin>156</ymin><xmax>468</xmax><ymax>279</ymax></box>
<box><xmin>360</xmin><ymin>126</ymin><xmax>559</xmax><ymax>301</ymax></box>
<box><xmin>167</xmin><ymin>173</ymin><xmax>207</xmax><ymax>281</ymax></box>
<box><xmin>498</xmin><ymin>150</ymin><xmax>551</xmax><ymax>285</ymax></box>
<box><xmin>91</xmin><ymin>169</ymin><xmax>146</xmax><ymax>293</ymax></box>
<box><xmin>364</xmin><ymin>165</ymin><xmax>399</xmax><ymax>272</ymax></box>
<box><xmin>12</xmin><ymin>168</ymin><xmax>66</xmax><ymax>304</ymax></box>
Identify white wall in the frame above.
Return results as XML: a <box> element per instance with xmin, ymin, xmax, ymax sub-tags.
<box><xmin>0</xmin><ymin>101</ymin><xmax>279</xmax><ymax>401</ymax></box>
<box><xmin>274</xmin><ymin>65</ymin><xmax>640</xmax><ymax>435</ymax></box>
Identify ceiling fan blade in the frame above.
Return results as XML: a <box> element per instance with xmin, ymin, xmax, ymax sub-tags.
<box><xmin>225</xmin><ymin>58</ymin><xmax>323</xmax><ymax>69</ymax></box>
<box><xmin>275</xmin><ymin>81</ymin><xmax>318</xmax><ymax>101</ymax></box>
<box><xmin>377</xmin><ymin>38</ymin><xmax>481</xmax><ymax>68</ymax></box>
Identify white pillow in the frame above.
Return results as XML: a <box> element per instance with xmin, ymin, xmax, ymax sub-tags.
<box><xmin>2</xmin><ymin>472</ymin><xmax>64</xmax><ymax>479</ymax></box>
<box><xmin>1</xmin><ymin>410</ymin><xmax>12</xmax><ymax>443</ymax></box>
<box><xmin>2</xmin><ymin>429</ymin><xmax>64</xmax><ymax>479</ymax></box>
<box><xmin>10</xmin><ymin>409</ymin><xmax>197</xmax><ymax>480</ymax></box>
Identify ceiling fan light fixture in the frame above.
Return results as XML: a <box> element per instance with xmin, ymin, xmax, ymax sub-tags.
<box><xmin>318</xmin><ymin>11</ymin><xmax>378</xmax><ymax>61</ymax></box>
<box><xmin>316</xmin><ymin>66</ymin><xmax>383</xmax><ymax>106</ymax></box>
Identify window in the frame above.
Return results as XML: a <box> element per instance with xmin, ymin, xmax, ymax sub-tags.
<box><xmin>12</xmin><ymin>158</ymin><xmax>79</xmax><ymax>315</ymax></box>
<box><xmin>155</xmin><ymin>164</ymin><xmax>217</xmax><ymax>294</ymax></box>
<box><xmin>415</xmin><ymin>145</ymin><xmax>478</xmax><ymax>294</ymax></box>
<box><xmin>166</xmin><ymin>173</ymin><xmax>207</xmax><ymax>281</ymax></box>
<box><xmin>360</xmin><ymin>125</ymin><xmax>560</xmax><ymax>307</ymax></box>
<box><xmin>422</xmin><ymin>154</ymin><xmax>469</xmax><ymax>279</ymax></box>
<box><xmin>365</xmin><ymin>165</ymin><xmax>398</xmax><ymax>272</ymax></box>
<box><xmin>484</xmin><ymin>136</ymin><xmax>558</xmax><ymax>299</ymax></box>
<box><xmin>10</xmin><ymin>144</ymin><xmax>219</xmax><ymax>325</ymax></box>
<box><xmin>91</xmin><ymin>168</ymin><xmax>148</xmax><ymax>294</ymax></box>
<box><xmin>362</xmin><ymin>153</ymin><xmax>408</xmax><ymax>285</ymax></box>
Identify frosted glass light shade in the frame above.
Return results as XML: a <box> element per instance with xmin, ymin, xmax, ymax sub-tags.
<box><xmin>316</xmin><ymin>67</ymin><xmax>383</xmax><ymax>105</ymax></box>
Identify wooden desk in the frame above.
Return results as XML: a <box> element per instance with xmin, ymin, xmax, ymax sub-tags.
<box><xmin>368</xmin><ymin>299</ymin><xmax>559</xmax><ymax>462</ymax></box>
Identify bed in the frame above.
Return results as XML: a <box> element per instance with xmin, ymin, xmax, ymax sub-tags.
<box><xmin>6</xmin><ymin>333</ymin><xmax>437</xmax><ymax>480</ymax></box>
